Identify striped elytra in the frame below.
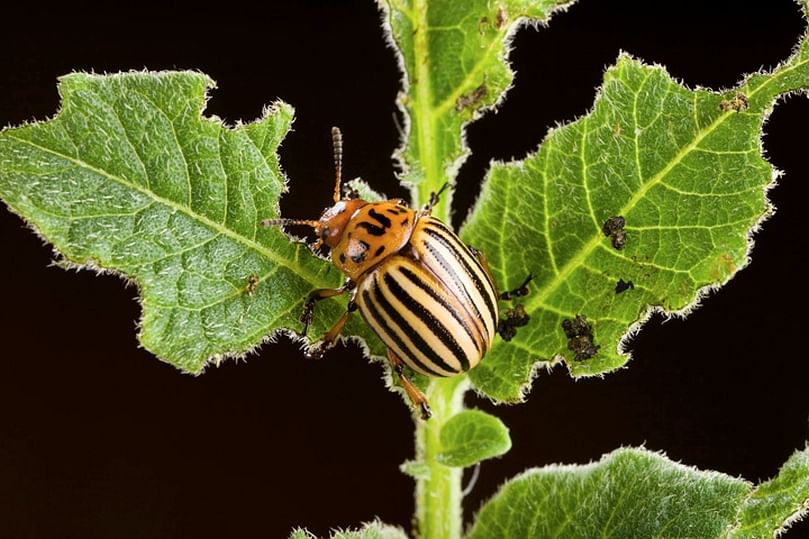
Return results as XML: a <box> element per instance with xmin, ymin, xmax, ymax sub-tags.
<box><xmin>355</xmin><ymin>216</ymin><xmax>498</xmax><ymax>377</ymax></box>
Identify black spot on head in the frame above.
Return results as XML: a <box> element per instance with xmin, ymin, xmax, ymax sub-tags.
<box><xmin>339</xmin><ymin>253</ymin><xmax>346</xmax><ymax>264</ymax></box>
<box><xmin>385</xmin><ymin>207</ymin><xmax>402</xmax><ymax>215</ymax></box>
<box><xmin>374</xmin><ymin>245</ymin><xmax>386</xmax><ymax>257</ymax></box>
<box><xmin>349</xmin><ymin>241</ymin><xmax>370</xmax><ymax>264</ymax></box>
<box><xmin>401</xmin><ymin>217</ymin><xmax>409</xmax><ymax>226</ymax></box>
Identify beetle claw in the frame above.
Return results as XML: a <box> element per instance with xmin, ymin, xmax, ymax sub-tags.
<box><xmin>419</xmin><ymin>402</ymin><xmax>433</xmax><ymax>420</ymax></box>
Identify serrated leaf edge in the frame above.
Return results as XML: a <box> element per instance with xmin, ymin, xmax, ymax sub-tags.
<box><xmin>462</xmin><ymin>9</ymin><xmax>809</xmax><ymax>401</ymax></box>
<box><xmin>468</xmin><ymin>446</ymin><xmax>756</xmax><ymax>538</ymax></box>
<box><xmin>0</xmin><ymin>70</ymin><xmax>334</xmax><ymax>375</ymax></box>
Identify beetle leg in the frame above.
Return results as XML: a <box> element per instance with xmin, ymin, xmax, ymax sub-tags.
<box><xmin>305</xmin><ymin>287</ymin><xmax>358</xmax><ymax>359</ymax></box>
<box><xmin>496</xmin><ymin>274</ymin><xmax>533</xmax><ymax>341</ymax></box>
<box><xmin>422</xmin><ymin>182</ymin><xmax>451</xmax><ymax>215</ymax></box>
<box><xmin>499</xmin><ymin>273</ymin><xmax>534</xmax><ymax>301</ymax></box>
<box><xmin>387</xmin><ymin>349</ymin><xmax>432</xmax><ymax>420</ymax></box>
<box><xmin>300</xmin><ymin>280</ymin><xmax>355</xmax><ymax>337</ymax></box>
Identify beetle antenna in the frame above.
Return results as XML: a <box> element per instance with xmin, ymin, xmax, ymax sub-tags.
<box><xmin>332</xmin><ymin>126</ymin><xmax>343</xmax><ymax>203</ymax></box>
<box><xmin>261</xmin><ymin>218</ymin><xmax>320</xmax><ymax>229</ymax></box>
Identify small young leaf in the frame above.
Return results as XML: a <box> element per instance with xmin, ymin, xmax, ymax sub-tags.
<box><xmin>0</xmin><ymin>71</ymin><xmax>383</xmax><ymax>373</ymax></box>
<box><xmin>401</xmin><ymin>459</ymin><xmax>432</xmax><ymax>480</ymax></box>
<box><xmin>382</xmin><ymin>0</ymin><xmax>577</xmax><ymax>219</ymax></box>
<box><xmin>730</xmin><ymin>446</ymin><xmax>809</xmax><ymax>538</ymax></box>
<box><xmin>290</xmin><ymin>521</ymin><xmax>409</xmax><ymax>539</ymax></box>
<box><xmin>467</xmin><ymin>447</ymin><xmax>752</xmax><ymax>539</ymax></box>
<box><xmin>436</xmin><ymin>409</ymin><xmax>511</xmax><ymax>467</ymax></box>
<box><xmin>462</xmin><ymin>21</ymin><xmax>809</xmax><ymax>401</ymax></box>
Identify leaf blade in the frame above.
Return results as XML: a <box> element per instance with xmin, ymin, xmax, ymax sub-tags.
<box><xmin>436</xmin><ymin>409</ymin><xmax>511</xmax><ymax>467</ymax></box>
<box><xmin>0</xmin><ymin>71</ymin><xmax>382</xmax><ymax>373</ymax></box>
<box><xmin>467</xmin><ymin>447</ymin><xmax>753</xmax><ymax>539</ymax></box>
<box><xmin>730</xmin><ymin>447</ymin><xmax>809</xmax><ymax>538</ymax></box>
<box><xmin>463</xmin><ymin>43</ymin><xmax>809</xmax><ymax>400</ymax></box>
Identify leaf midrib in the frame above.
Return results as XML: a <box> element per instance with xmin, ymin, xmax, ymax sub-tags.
<box><xmin>4</xmin><ymin>132</ymin><xmax>326</xmax><ymax>287</ymax></box>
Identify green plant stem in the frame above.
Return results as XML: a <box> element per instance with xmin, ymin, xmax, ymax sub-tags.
<box><xmin>415</xmin><ymin>375</ymin><xmax>469</xmax><ymax>539</ymax></box>
<box><xmin>411</xmin><ymin>0</ymin><xmax>452</xmax><ymax>224</ymax></box>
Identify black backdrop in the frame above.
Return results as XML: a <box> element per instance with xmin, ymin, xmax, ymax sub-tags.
<box><xmin>1</xmin><ymin>1</ymin><xmax>808</xmax><ymax>537</ymax></box>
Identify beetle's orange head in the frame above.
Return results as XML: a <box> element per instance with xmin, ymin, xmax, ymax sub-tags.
<box><xmin>314</xmin><ymin>198</ymin><xmax>367</xmax><ymax>248</ymax></box>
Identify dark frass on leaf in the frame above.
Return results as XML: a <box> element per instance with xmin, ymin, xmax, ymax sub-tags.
<box><xmin>602</xmin><ymin>216</ymin><xmax>627</xmax><ymax>250</ymax></box>
<box><xmin>455</xmin><ymin>83</ymin><xmax>488</xmax><ymax>112</ymax></box>
<box><xmin>245</xmin><ymin>274</ymin><xmax>260</xmax><ymax>297</ymax></box>
<box><xmin>494</xmin><ymin>6</ymin><xmax>508</xmax><ymax>29</ymax></box>
<box><xmin>615</xmin><ymin>279</ymin><xmax>635</xmax><ymax>294</ymax></box>
<box><xmin>496</xmin><ymin>273</ymin><xmax>534</xmax><ymax>341</ymax></box>
<box><xmin>720</xmin><ymin>92</ymin><xmax>750</xmax><ymax>112</ymax></box>
<box><xmin>562</xmin><ymin>314</ymin><xmax>600</xmax><ymax>361</ymax></box>
<box><xmin>498</xmin><ymin>304</ymin><xmax>529</xmax><ymax>341</ymax></box>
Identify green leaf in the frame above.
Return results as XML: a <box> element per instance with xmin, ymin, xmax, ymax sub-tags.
<box><xmin>382</xmin><ymin>0</ymin><xmax>577</xmax><ymax>221</ymax></box>
<box><xmin>467</xmin><ymin>447</ymin><xmax>751</xmax><ymax>539</ymax></box>
<box><xmin>290</xmin><ymin>521</ymin><xmax>409</xmax><ymax>539</ymax></box>
<box><xmin>729</xmin><ymin>446</ymin><xmax>809</xmax><ymax>538</ymax></box>
<box><xmin>0</xmin><ymin>71</ymin><xmax>382</xmax><ymax>373</ymax></box>
<box><xmin>467</xmin><ymin>447</ymin><xmax>809</xmax><ymax>539</ymax></box>
<box><xmin>461</xmin><ymin>25</ymin><xmax>809</xmax><ymax>401</ymax></box>
<box><xmin>436</xmin><ymin>409</ymin><xmax>511</xmax><ymax>467</ymax></box>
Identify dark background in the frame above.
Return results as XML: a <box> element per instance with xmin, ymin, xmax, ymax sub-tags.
<box><xmin>1</xmin><ymin>1</ymin><xmax>808</xmax><ymax>537</ymax></box>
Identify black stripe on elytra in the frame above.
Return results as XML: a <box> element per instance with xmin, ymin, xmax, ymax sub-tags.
<box><xmin>375</xmin><ymin>276</ymin><xmax>459</xmax><ymax>375</ymax></box>
<box><xmin>423</xmin><ymin>225</ymin><xmax>498</xmax><ymax>329</ymax></box>
<box><xmin>369</xmin><ymin>208</ymin><xmax>393</xmax><ymax>228</ymax></box>
<box><xmin>384</xmin><ymin>272</ymin><xmax>469</xmax><ymax>371</ymax></box>
<box><xmin>356</xmin><ymin>221</ymin><xmax>386</xmax><ymax>236</ymax></box>
<box><xmin>421</xmin><ymin>239</ymin><xmax>489</xmax><ymax>340</ymax></box>
<box><xmin>395</xmin><ymin>268</ymin><xmax>477</xmax><ymax>368</ymax></box>
<box><xmin>399</xmin><ymin>266</ymin><xmax>481</xmax><ymax>356</ymax></box>
<box><xmin>361</xmin><ymin>287</ymin><xmax>437</xmax><ymax>376</ymax></box>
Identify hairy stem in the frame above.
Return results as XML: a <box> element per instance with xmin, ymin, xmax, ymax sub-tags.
<box><xmin>415</xmin><ymin>375</ymin><xmax>468</xmax><ymax>539</ymax></box>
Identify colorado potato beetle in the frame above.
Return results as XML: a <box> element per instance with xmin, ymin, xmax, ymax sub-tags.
<box><xmin>263</xmin><ymin>128</ymin><xmax>531</xmax><ymax>418</ymax></box>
